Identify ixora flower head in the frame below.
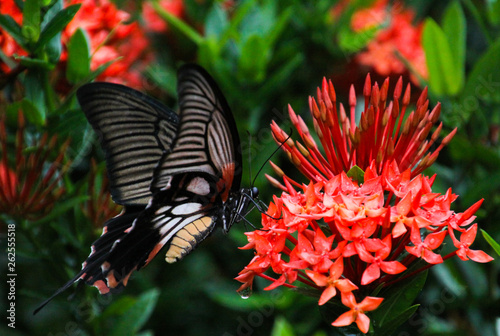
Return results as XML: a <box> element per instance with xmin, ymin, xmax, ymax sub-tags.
<box><xmin>236</xmin><ymin>74</ymin><xmax>493</xmax><ymax>334</ymax></box>
<box><xmin>0</xmin><ymin>112</ymin><xmax>70</xmax><ymax>221</ymax></box>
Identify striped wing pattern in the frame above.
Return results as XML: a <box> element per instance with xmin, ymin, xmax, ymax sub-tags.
<box><xmin>77</xmin><ymin>83</ymin><xmax>179</xmax><ymax>206</ymax></box>
<box><xmin>83</xmin><ymin>65</ymin><xmax>243</xmax><ymax>293</ymax></box>
<box><xmin>34</xmin><ymin>65</ymin><xmax>245</xmax><ymax>314</ymax></box>
<box><xmin>152</xmin><ymin>65</ymin><xmax>240</xmax><ymax>195</ymax></box>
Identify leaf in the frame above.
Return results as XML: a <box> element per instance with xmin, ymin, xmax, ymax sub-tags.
<box><xmin>238</xmin><ymin>34</ymin><xmax>269</xmax><ymax>83</ymax></box>
<box><xmin>373</xmin><ymin>270</ymin><xmax>427</xmax><ymax>327</ymax></box>
<box><xmin>347</xmin><ymin>165</ymin><xmax>365</xmax><ymax>184</ymax></box>
<box><xmin>16</xmin><ymin>55</ymin><xmax>55</xmax><ymax>70</ymax></box>
<box><xmin>42</xmin><ymin>0</ymin><xmax>64</xmax><ymax>63</ymax></box>
<box><xmin>109</xmin><ymin>289</ymin><xmax>160</xmax><ymax>336</ymax></box>
<box><xmin>24</xmin><ymin>69</ymin><xmax>47</xmax><ymax>124</ymax></box>
<box><xmin>442</xmin><ymin>1</ymin><xmax>465</xmax><ymax>91</ymax></box>
<box><xmin>0</xmin><ymin>14</ymin><xmax>26</xmax><ymax>48</ymax></box>
<box><xmin>338</xmin><ymin>25</ymin><xmax>379</xmax><ymax>53</ymax></box>
<box><xmin>481</xmin><ymin>229</ymin><xmax>500</xmax><ymax>257</ymax></box>
<box><xmin>35</xmin><ymin>4</ymin><xmax>81</xmax><ymax>52</ymax></box>
<box><xmin>6</xmin><ymin>98</ymin><xmax>45</xmax><ymax>126</ymax></box>
<box><xmin>22</xmin><ymin>0</ymin><xmax>41</xmax><ymax>43</ymax></box>
<box><xmin>463</xmin><ymin>38</ymin><xmax>500</xmax><ymax>104</ymax></box>
<box><xmin>270</xmin><ymin>316</ymin><xmax>296</xmax><ymax>336</ymax></box>
<box><xmin>66</xmin><ymin>28</ymin><xmax>90</xmax><ymax>84</ymax></box>
<box><xmin>487</xmin><ymin>0</ymin><xmax>500</xmax><ymax>25</ymax></box>
<box><xmin>205</xmin><ymin>3</ymin><xmax>229</xmax><ymax>39</ymax></box>
<box><xmin>422</xmin><ymin>18</ymin><xmax>460</xmax><ymax>96</ymax></box>
<box><xmin>375</xmin><ymin>304</ymin><xmax>419</xmax><ymax>335</ymax></box>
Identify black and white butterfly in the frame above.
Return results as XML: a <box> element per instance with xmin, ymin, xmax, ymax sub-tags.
<box><xmin>34</xmin><ymin>64</ymin><xmax>258</xmax><ymax>313</ymax></box>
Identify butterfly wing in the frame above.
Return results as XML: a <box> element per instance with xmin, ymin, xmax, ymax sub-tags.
<box><xmin>152</xmin><ymin>64</ymin><xmax>242</xmax><ymax>194</ymax></box>
<box><xmin>77</xmin><ymin>83</ymin><xmax>179</xmax><ymax>206</ymax></box>
<box><xmin>76</xmin><ymin>65</ymin><xmax>242</xmax><ymax>294</ymax></box>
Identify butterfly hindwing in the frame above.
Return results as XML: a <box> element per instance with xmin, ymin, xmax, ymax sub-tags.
<box><xmin>77</xmin><ymin>83</ymin><xmax>179</xmax><ymax>206</ymax></box>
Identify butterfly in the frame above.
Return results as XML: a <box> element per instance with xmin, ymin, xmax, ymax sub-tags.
<box><xmin>34</xmin><ymin>64</ymin><xmax>258</xmax><ymax>313</ymax></box>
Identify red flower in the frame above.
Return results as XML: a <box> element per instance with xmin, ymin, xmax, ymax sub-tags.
<box><xmin>331</xmin><ymin>292</ymin><xmax>384</xmax><ymax>333</ymax></box>
<box><xmin>62</xmin><ymin>0</ymin><xmax>152</xmax><ymax>88</ymax></box>
<box><xmin>142</xmin><ymin>0</ymin><xmax>185</xmax><ymax>33</ymax></box>
<box><xmin>0</xmin><ymin>112</ymin><xmax>70</xmax><ymax>220</ymax></box>
<box><xmin>405</xmin><ymin>223</ymin><xmax>446</xmax><ymax>264</ymax></box>
<box><xmin>237</xmin><ymin>74</ymin><xmax>493</xmax><ymax>333</ymax></box>
<box><xmin>0</xmin><ymin>0</ymin><xmax>27</xmax><ymax>73</ymax></box>
<box><xmin>305</xmin><ymin>257</ymin><xmax>358</xmax><ymax>305</ymax></box>
<box><xmin>351</xmin><ymin>0</ymin><xmax>427</xmax><ymax>83</ymax></box>
<box><xmin>449</xmin><ymin>224</ymin><xmax>494</xmax><ymax>263</ymax></box>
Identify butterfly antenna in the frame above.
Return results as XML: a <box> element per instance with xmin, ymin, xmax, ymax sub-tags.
<box><xmin>250</xmin><ymin>128</ymin><xmax>293</xmax><ymax>188</ymax></box>
<box><xmin>240</xmin><ymin>190</ymin><xmax>282</xmax><ymax>221</ymax></box>
<box><xmin>246</xmin><ymin>130</ymin><xmax>253</xmax><ymax>187</ymax></box>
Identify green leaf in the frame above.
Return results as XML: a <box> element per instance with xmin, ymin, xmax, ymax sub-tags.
<box><xmin>462</xmin><ymin>38</ymin><xmax>500</xmax><ymax>105</ymax></box>
<box><xmin>31</xmin><ymin>196</ymin><xmax>89</xmax><ymax>226</ymax></box>
<box><xmin>0</xmin><ymin>14</ymin><xmax>26</xmax><ymax>48</ymax></box>
<box><xmin>35</xmin><ymin>4</ymin><xmax>81</xmax><ymax>52</ymax></box>
<box><xmin>24</xmin><ymin>69</ymin><xmax>47</xmax><ymax>124</ymax></box>
<box><xmin>6</xmin><ymin>98</ymin><xmax>45</xmax><ymax>126</ymax></box>
<box><xmin>481</xmin><ymin>229</ymin><xmax>500</xmax><ymax>256</ymax></box>
<box><xmin>442</xmin><ymin>1</ymin><xmax>465</xmax><ymax>92</ymax></box>
<box><xmin>422</xmin><ymin>18</ymin><xmax>460</xmax><ymax>96</ymax></box>
<box><xmin>42</xmin><ymin>0</ymin><xmax>64</xmax><ymax>63</ymax></box>
<box><xmin>205</xmin><ymin>3</ymin><xmax>228</xmax><ymax>39</ymax></box>
<box><xmin>270</xmin><ymin>316</ymin><xmax>295</xmax><ymax>336</ymax></box>
<box><xmin>375</xmin><ymin>304</ymin><xmax>419</xmax><ymax>335</ymax></box>
<box><xmin>338</xmin><ymin>25</ymin><xmax>379</xmax><ymax>53</ymax></box>
<box><xmin>373</xmin><ymin>270</ymin><xmax>427</xmax><ymax>326</ymax></box>
<box><xmin>238</xmin><ymin>34</ymin><xmax>268</xmax><ymax>83</ymax></box>
<box><xmin>109</xmin><ymin>289</ymin><xmax>160</xmax><ymax>336</ymax></box>
<box><xmin>16</xmin><ymin>55</ymin><xmax>55</xmax><ymax>69</ymax></box>
<box><xmin>347</xmin><ymin>165</ymin><xmax>365</xmax><ymax>184</ymax></box>
<box><xmin>66</xmin><ymin>28</ymin><xmax>90</xmax><ymax>84</ymax></box>
<box><xmin>22</xmin><ymin>0</ymin><xmax>41</xmax><ymax>43</ymax></box>
<box><xmin>487</xmin><ymin>0</ymin><xmax>500</xmax><ymax>25</ymax></box>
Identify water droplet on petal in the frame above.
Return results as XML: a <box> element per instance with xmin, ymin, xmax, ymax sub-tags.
<box><xmin>237</xmin><ymin>286</ymin><xmax>252</xmax><ymax>299</ymax></box>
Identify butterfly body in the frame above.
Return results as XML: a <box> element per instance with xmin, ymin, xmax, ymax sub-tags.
<box><xmin>34</xmin><ymin>64</ymin><xmax>255</xmax><ymax>313</ymax></box>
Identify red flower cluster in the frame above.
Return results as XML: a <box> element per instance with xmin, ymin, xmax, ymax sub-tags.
<box><xmin>351</xmin><ymin>0</ymin><xmax>427</xmax><ymax>83</ymax></box>
<box><xmin>1</xmin><ymin>0</ymin><xmax>169</xmax><ymax>88</ymax></box>
<box><xmin>62</xmin><ymin>0</ymin><xmax>151</xmax><ymax>88</ymax></box>
<box><xmin>236</xmin><ymin>75</ymin><xmax>493</xmax><ymax>333</ymax></box>
<box><xmin>0</xmin><ymin>113</ymin><xmax>70</xmax><ymax>220</ymax></box>
<box><xmin>0</xmin><ymin>0</ymin><xmax>26</xmax><ymax>73</ymax></box>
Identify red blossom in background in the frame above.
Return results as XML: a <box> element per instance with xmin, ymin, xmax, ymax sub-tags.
<box><xmin>62</xmin><ymin>0</ymin><xmax>151</xmax><ymax>88</ymax></box>
<box><xmin>0</xmin><ymin>0</ymin><xmax>163</xmax><ymax>89</ymax></box>
<box><xmin>0</xmin><ymin>113</ymin><xmax>70</xmax><ymax>220</ymax></box>
<box><xmin>142</xmin><ymin>0</ymin><xmax>185</xmax><ymax>33</ymax></box>
<box><xmin>0</xmin><ymin>0</ymin><xmax>26</xmax><ymax>73</ymax></box>
<box><xmin>351</xmin><ymin>0</ymin><xmax>427</xmax><ymax>83</ymax></box>
<box><xmin>237</xmin><ymin>74</ymin><xmax>493</xmax><ymax>333</ymax></box>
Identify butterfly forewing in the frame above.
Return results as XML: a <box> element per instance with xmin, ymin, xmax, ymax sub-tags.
<box><xmin>152</xmin><ymin>65</ymin><xmax>242</xmax><ymax>196</ymax></box>
<box><xmin>77</xmin><ymin>83</ymin><xmax>179</xmax><ymax>206</ymax></box>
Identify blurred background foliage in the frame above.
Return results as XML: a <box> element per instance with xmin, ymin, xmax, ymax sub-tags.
<box><xmin>1</xmin><ymin>0</ymin><xmax>500</xmax><ymax>335</ymax></box>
